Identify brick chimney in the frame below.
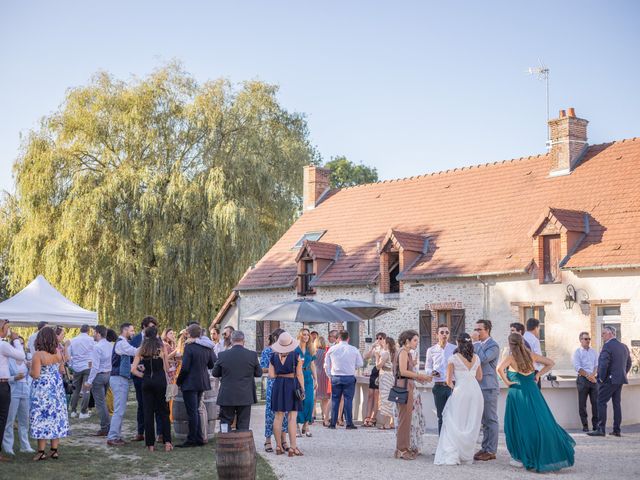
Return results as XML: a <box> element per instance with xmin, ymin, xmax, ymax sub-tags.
<box><xmin>548</xmin><ymin>107</ymin><xmax>588</xmax><ymax>176</ymax></box>
<box><xmin>303</xmin><ymin>165</ymin><xmax>331</xmax><ymax>210</ymax></box>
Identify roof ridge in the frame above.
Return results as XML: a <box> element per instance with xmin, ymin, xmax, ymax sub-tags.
<box><xmin>335</xmin><ymin>136</ymin><xmax>638</xmax><ymax>193</ymax></box>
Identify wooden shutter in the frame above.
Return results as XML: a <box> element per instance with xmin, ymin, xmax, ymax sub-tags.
<box><xmin>543</xmin><ymin>235</ymin><xmax>561</xmax><ymax>283</ymax></box>
<box><xmin>450</xmin><ymin>309</ymin><xmax>466</xmax><ymax>342</ymax></box>
<box><xmin>419</xmin><ymin>310</ymin><xmax>432</xmax><ymax>361</ymax></box>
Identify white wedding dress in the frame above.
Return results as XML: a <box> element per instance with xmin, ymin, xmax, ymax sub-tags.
<box><xmin>434</xmin><ymin>353</ymin><xmax>484</xmax><ymax>465</ymax></box>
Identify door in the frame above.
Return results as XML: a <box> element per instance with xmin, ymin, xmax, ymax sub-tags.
<box><xmin>596</xmin><ymin>305</ymin><xmax>622</xmax><ymax>350</ymax></box>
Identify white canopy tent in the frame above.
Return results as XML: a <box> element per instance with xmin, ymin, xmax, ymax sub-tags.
<box><xmin>0</xmin><ymin>275</ymin><xmax>98</xmax><ymax>327</ymax></box>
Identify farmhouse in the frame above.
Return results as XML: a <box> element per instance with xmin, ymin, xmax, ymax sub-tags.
<box><xmin>216</xmin><ymin>108</ymin><xmax>640</xmax><ymax>374</ymax></box>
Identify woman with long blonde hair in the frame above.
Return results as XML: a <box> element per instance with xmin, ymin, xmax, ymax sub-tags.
<box><xmin>497</xmin><ymin>333</ymin><xmax>575</xmax><ymax>472</ymax></box>
<box><xmin>295</xmin><ymin>328</ymin><xmax>317</xmax><ymax>437</ymax></box>
<box><xmin>313</xmin><ymin>336</ymin><xmax>331</xmax><ymax>426</ymax></box>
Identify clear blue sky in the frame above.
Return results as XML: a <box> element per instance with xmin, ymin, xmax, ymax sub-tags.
<box><xmin>1</xmin><ymin>1</ymin><xmax>639</xmax><ymax>193</ymax></box>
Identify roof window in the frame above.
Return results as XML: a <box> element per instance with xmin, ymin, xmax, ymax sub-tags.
<box><xmin>293</xmin><ymin>230</ymin><xmax>326</xmax><ymax>249</ymax></box>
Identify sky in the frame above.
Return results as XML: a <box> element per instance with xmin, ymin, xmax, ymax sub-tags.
<box><xmin>1</xmin><ymin>1</ymin><xmax>639</xmax><ymax>194</ymax></box>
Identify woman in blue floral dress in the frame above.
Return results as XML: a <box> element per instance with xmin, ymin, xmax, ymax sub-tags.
<box><xmin>29</xmin><ymin>326</ymin><xmax>70</xmax><ymax>461</ymax></box>
<box><xmin>295</xmin><ymin>328</ymin><xmax>317</xmax><ymax>437</ymax></box>
<box><xmin>260</xmin><ymin>328</ymin><xmax>288</xmax><ymax>452</ymax></box>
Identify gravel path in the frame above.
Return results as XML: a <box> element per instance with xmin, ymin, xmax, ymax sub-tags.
<box><xmin>251</xmin><ymin>405</ymin><xmax>640</xmax><ymax>479</ymax></box>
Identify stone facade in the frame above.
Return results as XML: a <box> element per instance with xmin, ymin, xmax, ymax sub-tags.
<box><xmin>223</xmin><ymin>268</ymin><xmax>640</xmax><ymax>375</ymax></box>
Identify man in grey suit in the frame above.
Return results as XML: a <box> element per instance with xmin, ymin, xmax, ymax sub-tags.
<box><xmin>472</xmin><ymin>319</ymin><xmax>500</xmax><ymax>461</ymax></box>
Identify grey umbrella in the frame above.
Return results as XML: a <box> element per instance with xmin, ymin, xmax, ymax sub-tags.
<box><xmin>328</xmin><ymin>299</ymin><xmax>395</xmax><ymax>319</ymax></box>
<box><xmin>245</xmin><ymin>298</ymin><xmax>363</xmax><ymax>324</ymax></box>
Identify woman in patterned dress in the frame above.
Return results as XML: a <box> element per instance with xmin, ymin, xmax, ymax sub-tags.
<box><xmin>377</xmin><ymin>337</ymin><xmax>396</xmax><ymax>429</ymax></box>
<box><xmin>29</xmin><ymin>326</ymin><xmax>70</xmax><ymax>461</ymax></box>
<box><xmin>260</xmin><ymin>328</ymin><xmax>288</xmax><ymax>452</ymax></box>
<box><xmin>409</xmin><ymin>348</ymin><xmax>427</xmax><ymax>454</ymax></box>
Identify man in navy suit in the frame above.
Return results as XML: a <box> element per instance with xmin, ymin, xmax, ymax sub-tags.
<box><xmin>588</xmin><ymin>326</ymin><xmax>632</xmax><ymax>437</ymax></box>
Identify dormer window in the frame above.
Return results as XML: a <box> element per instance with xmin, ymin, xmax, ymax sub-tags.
<box><xmin>294</xmin><ymin>239</ymin><xmax>342</xmax><ymax>296</ymax></box>
<box><xmin>379</xmin><ymin>229</ymin><xmax>428</xmax><ymax>294</ymax></box>
<box><xmin>529</xmin><ymin>208</ymin><xmax>589</xmax><ymax>285</ymax></box>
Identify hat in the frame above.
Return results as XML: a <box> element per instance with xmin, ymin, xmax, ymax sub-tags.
<box><xmin>271</xmin><ymin>331</ymin><xmax>297</xmax><ymax>354</ymax></box>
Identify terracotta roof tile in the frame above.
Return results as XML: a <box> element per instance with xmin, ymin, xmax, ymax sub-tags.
<box><xmin>236</xmin><ymin>138</ymin><xmax>640</xmax><ymax>289</ymax></box>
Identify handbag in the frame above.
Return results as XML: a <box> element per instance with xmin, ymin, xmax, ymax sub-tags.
<box><xmin>387</xmin><ymin>361</ymin><xmax>409</xmax><ymax>404</ymax></box>
<box><xmin>166</xmin><ymin>383</ymin><xmax>179</xmax><ymax>402</ymax></box>
<box><xmin>295</xmin><ymin>385</ymin><xmax>305</xmax><ymax>401</ymax></box>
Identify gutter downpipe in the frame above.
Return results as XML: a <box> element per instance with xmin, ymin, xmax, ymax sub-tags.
<box><xmin>476</xmin><ymin>276</ymin><xmax>490</xmax><ymax>319</ymax></box>
<box><xmin>367</xmin><ymin>283</ymin><xmax>377</xmax><ymax>337</ymax></box>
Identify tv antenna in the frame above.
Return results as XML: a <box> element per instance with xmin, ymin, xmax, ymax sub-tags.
<box><xmin>527</xmin><ymin>60</ymin><xmax>550</xmax><ymax>148</ymax></box>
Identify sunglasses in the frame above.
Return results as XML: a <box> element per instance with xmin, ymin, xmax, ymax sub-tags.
<box><xmin>581</xmin><ymin>337</ymin><xmax>591</xmax><ymax>341</ymax></box>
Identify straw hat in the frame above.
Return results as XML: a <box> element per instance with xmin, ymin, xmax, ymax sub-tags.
<box><xmin>271</xmin><ymin>331</ymin><xmax>297</xmax><ymax>354</ymax></box>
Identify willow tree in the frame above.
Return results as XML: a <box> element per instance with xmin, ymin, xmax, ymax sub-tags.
<box><xmin>4</xmin><ymin>64</ymin><xmax>316</xmax><ymax>327</ymax></box>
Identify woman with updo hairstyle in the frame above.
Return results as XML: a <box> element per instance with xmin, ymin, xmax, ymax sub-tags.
<box><xmin>260</xmin><ymin>328</ymin><xmax>289</xmax><ymax>452</ymax></box>
<box><xmin>394</xmin><ymin>330</ymin><xmax>431</xmax><ymax>460</ymax></box>
<box><xmin>29</xmin><ymin>326</ymin><xmax>70</xmax><ymax>460</ymax></box>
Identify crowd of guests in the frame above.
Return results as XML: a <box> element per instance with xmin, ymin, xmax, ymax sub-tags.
<box><xmin>253</xmin><ymin>318</ymin><xmax>631</xmax><ymax>473</ymax></box>
<box><xmin>0</xmin><ymin>314</ymin><xmax>633</xmax><ymax>471</ymax></box>
<box><xmin>0</xmin><ymin>316</ymin><xmax>227</xmax><ymax>462</ymax></box>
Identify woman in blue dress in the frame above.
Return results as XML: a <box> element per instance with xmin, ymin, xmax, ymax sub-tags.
<box><xmin>29</xmin><ymin>326</ymin><xmax>70</xmax><ymax>461</ymax></box>
<box><xmin>269</xmin><ymin>331</ymin><xmax>304</xmax><ymax>457</ymax></box>
<box><xmin>260</xmin><ymin>328</ymin><xmax>288</xmax><ymax>452</ymax></box>
<box><xmin>497</xmin><ymin>333</ymin><xmax>575</xmax><ymax>472</ymax></box>
<box><xmin>295</xmin><ymin>328</ymin><xmax>317</xmax><ymax>437</ymax></box>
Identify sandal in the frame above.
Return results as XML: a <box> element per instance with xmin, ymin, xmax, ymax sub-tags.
<box><xmin>49</xmin><ymin>448</ymin><xmax>59</xmax><ymax>460</ymax></box>
<box><xmin>282</xmin><ymin>442</ymin><xmax>289</xmax><ymax>452</ymax></box>
<box><xmin>264</xmin><ymin>441</ymin><xmax>274</xmax><ymax>453</ymax></box>
<box><xmin>288</xmin><ymin>447</ymin><xmax>304</xmax><ymax>457</ymax></box>
<box><xmin>33</xmin><ymin>450</ymin><xmax>48</xmax><ymax>461</ymax></box>
<box><xmin>275</xmin><ymin>446</ymin><xmax>284</xmax><ymax>455</ymax></box>
<box><xmin>305</xmin><ymin>431</ymin><xmax>312</xmax><ymax>437</ymax></box>
<box><xmin>165</xmin><ymin>443</ymin><xmax>173</xmax><ymax>452</ymax></box>
<box><xmin>394</xmin><ymin>449</ymin><xmax>416</xmax><ymax>460</ymax></box>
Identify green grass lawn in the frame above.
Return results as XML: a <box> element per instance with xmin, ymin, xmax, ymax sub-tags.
<box><xmin>1</xmin><ymin>392</ymin><xmax>277</xmax><ymax>480</ymax></box>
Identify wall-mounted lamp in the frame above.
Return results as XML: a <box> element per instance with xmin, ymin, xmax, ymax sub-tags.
<box><xmin>564</xmin><ymin>285</ymin><xmax>576</xmax><ymax>310</ymax></box>
<box><xmin>564</xmin><ymin>284</ymin><xmax>589</xmax><ymax>310</ymax></box>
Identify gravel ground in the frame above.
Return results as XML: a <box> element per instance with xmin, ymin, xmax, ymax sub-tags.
<box><xmin>251</xmin><ymin>405</ymin><xmax>640</xmax><ymax>479</ymax></box>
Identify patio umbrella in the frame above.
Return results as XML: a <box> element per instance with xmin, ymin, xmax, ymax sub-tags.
<box><xmin>329</xmin><ymin>299</ymin><xmax>395</xmax><ymax>335</ymax></box>
<box><xmin>245</xmin><ymin>298</ymin><xmax>363</xmax><ymax>324</ymax></box>
<box><xmin>328</xmin><ymin>299</ymin><xmax>395</xmax><ymax>319</ymax></box>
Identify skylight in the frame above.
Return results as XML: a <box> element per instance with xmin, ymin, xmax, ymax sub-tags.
<box><xmin>293</xmin><ymin>230</ymin><xmax>326</xmax><ymax>249</ymax></box>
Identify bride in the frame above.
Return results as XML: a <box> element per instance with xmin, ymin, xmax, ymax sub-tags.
<box><xmin>434</xmin><ymin>333</ymin><xmax>484</xmax><ymax>465</ymax></box>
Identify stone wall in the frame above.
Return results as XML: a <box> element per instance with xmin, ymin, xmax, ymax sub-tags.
<box><xmin>227</xmin><ymin>269</ymin><xmax>640</xmax><ymax>373</ymax></box>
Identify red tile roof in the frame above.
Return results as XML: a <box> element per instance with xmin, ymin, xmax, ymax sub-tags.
<box><xmin>295</xmin><ymin>240</ymin><xmax>342</xmax><ymax>261</ymax></box>
<box><xmin>236</xmin><ymin>138</ymin><xmax>640</xmax><ymax>289</ymax></box>
<box><xmin>382</xmin><ymin>229</ymin><xmax>429</xmax><ymax>253</ymax></box>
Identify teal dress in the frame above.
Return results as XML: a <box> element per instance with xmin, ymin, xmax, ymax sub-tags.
<box><xmin>295</xmin><ymin>346</ymin><xmax>316</xmax><ymax>424</ymax></box>
<box><xmin>504</xmin><ymin>370</ymin><xmax>575</xmax><ymax>472</ymax></box>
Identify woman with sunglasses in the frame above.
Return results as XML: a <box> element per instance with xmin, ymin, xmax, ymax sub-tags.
<box><xmin>362</xmin><ymin>332</ymin><xmax>385</xmax><ymax>427</ymax></box>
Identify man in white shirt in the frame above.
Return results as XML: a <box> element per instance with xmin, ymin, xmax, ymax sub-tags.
<box><xmin>85</xmin><ymin>325</ymin><xmax>112</xmax><ymax>437</ymax></box>
<box><xmin>107</xmin><ymin>322</ymin><xmax>138</xmax><ymax>446</ymax></box>
<box><xmin>0</xmin><ymin>319</ymin><xmax>26</xmax><ymax>463</ymax></box>
<box><xmin>68</xmin><ymin>324</ymin><xmax>95</xmax><ymax>418</ymax></box>
<box><xmin>425</xmin><ymin>324</ymin><xmax>456</xmax><ymax>434</ymax></box>
<box><xmin>523</xmin><ymin>318</ymin><xmax>543</xmax><ymax>389</ymax></box>
<box><xmin>573</xmin><ymin>331</ymin><xmax>599</xmax><ymax>432</ymax></box>
<box><xmin>26</xmin><ymin>321</ymin><xmax>48</xmax><ymax>359</ymax></box>
<box><xmin>324</xmin><ymin>330</ymin><xmax>363</xmax><ymax>430</ymax></box>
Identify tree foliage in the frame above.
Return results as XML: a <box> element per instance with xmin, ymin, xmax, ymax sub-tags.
<box><xmin>324</xmin><ymin>156</ymin><xmax>378</xmax><ymax>188</ymax></box>
<box><xmin>0</xmin><ymin>64</ymin><xmax>316</xmax><ymax>327</ymax></box>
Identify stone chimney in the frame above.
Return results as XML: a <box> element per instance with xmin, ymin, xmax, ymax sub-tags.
<box><xmin>548</xmin><ymin>107</ymin><xmax>588</xmax><ymax>176</ymax></box>
<box><xmin>303</xmin><ymin>165</ymin><xmax>331</xmax><ymax>210</ymax></box>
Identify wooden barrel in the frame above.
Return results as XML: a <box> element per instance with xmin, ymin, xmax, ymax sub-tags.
<box><xmin>172</xmin><ymin>377</ymin><xmax>219</xmax><ymax>439</ymax></box>
<box><xmin>215</xmin><ymin>431</ymin><xmax>257</xmax><ymax>480</ymax></box>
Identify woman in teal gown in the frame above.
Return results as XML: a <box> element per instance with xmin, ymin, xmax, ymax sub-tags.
<box><xmin>295</xmin><ymin>328</ymin><xmax>317</xmax><ymax>437</ymax></box>
<box><xmin>497</xmin><ymin>333</ymin><xmax>575</xmax><ymax>472</ymax></box>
